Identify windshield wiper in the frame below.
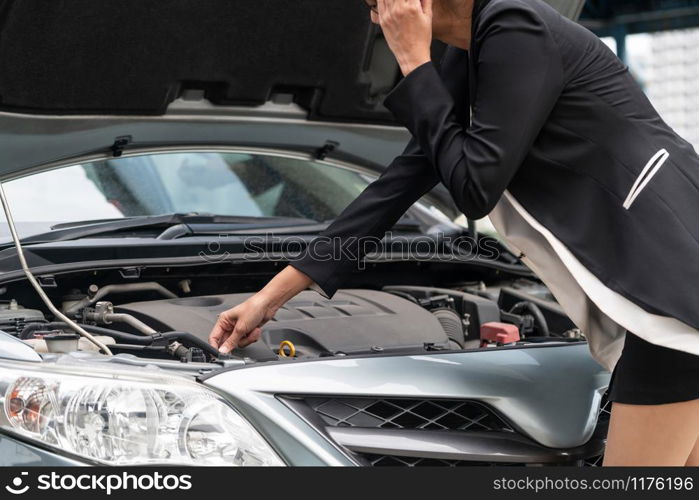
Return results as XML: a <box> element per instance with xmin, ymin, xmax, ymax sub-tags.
<box><xmin>3</xmin><ymin>213</ymin><xmax>429</xmax><ymax>249</ymax></box>
<box><xmin>9</xmin><ymin>213</ymin><xmax>320</xmax><ymax>246</ymax></box>
<box><xmin>203</xmin><ymin>216</ymin><xmax>424</xmax><ymax>238</ymax></box>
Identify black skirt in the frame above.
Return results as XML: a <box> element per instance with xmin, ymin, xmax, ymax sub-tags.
<box><xmin>608</xmin><ymin>332</ymin><xmax>699</xmax><ymax>405</ymax></box>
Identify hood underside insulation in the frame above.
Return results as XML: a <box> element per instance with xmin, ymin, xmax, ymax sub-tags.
<box><xmin>0</xmin><ymin>0</ymin><xmax>403</xmax><ymax>122</ymax></box>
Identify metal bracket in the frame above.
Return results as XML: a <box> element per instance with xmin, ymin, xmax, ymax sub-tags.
<box><xmin>119</xmin><ymin>267</ymin><xmax>142</xmax><ymax>279</ymax></box>
<box><xmin>110</xmin><ymin>136</ymin><xmax>133</xmax><ymax>158</ymax></box>
<box><xmin>37</xmin><ymin>275</ymin><xmax>57</xmax><ymax>288</ymax></box>
<box><xmin>315</xmin><ymin>140</ymin><xmax>340</xmax><ymax>160</ymax></box>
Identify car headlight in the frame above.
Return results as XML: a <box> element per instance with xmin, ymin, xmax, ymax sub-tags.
<box><xmin>0</xmin><ymin>362</ymin><xmax>283</xmax><ymax>466</ymax></box>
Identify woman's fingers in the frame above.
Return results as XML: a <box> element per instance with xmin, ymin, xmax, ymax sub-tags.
<box><xmin>420</xmin><ymin>0</ymin><xmax>433</xmax><ymax>15</ymax></box>
<box><xmin>208</xmin><ymin>321</ymin><xmax>223</xmax><ymax>348</ymax></box>
<box><xmin>218</xmin><ymin>325</ymin><xmax>240</xmax><ymax>354</ymax></box>
<box><xmin>219</xmin><ymin>322</ymin><xmax>263</xmax><ymax>353</ymax></box>
<box><xmin>377</xmin><ymin>0</ymin><xmax>395</xmax><ymax>28</ymax></box>
<box><xmin>373</xmin><ymin>0</ymin><xmax>432</xmax><ymax>76</ymax></box>
<box><xmin>377</xmin><ymin>0</ymin><xmax>387</xmax><ymax>18</ymax></box>
<box><xmin>208</xmin><ymin>294</ymin><xmax>273</xmax><ymax>353</ymax></box>
<box><xmin>219</xmin><ymin>319</ymin><xmax>247</xmax><ymax>353</ymax></box>
<box><xmin>208</xmin><ymin>312</ymin><xmax>232</xmax><ymax>348</ymax></box>
<box><xmin>238</xmin><ymin>328</ymin><xmax>262</xmax><ymax>348</ymax></box>
<box><xmin>399</xmin><ymin>0</ymin><xmax>430</xmax><ymax>15</ymax></box>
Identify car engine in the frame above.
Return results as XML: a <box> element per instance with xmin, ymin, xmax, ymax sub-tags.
<box><xmin>117</xmin><ymin>290</ymin><xmax>455</xmax><ymax>360</ymax></box>
<box><xmin>3</xmin><ymin>276</ymin><xmax>583</xmax><ymax>364</ymax></box>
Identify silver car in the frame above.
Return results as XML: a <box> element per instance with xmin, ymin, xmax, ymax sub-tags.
<box><xmin>0</xmin><ymin>0</ymin><xmax>606</xmax><ymax>467</ymax></box>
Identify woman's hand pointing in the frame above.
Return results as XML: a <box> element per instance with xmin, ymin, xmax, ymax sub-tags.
<box><xmin>377</xmin><ymin>0</ymin><xmax>433</xmax><ymax>76</ymax></box>
<box><xmin>208</xmin><ymin>265</ymin><xmax>313</xmax><ymax>354</ymax></box>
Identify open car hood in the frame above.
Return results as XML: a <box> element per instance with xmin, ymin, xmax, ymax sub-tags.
<box><xmin>0</xmin><ymin>0</ymin><xmax>585</xmax><ymax>178</ymax></box>
<box><xmin>0</xmin><ymin>0</ymin><xmax>584</xmax><ymax>121</ymax></box>
<box><xmin>0</xmin><ymin>0</ymin><xmax>398</xmax><ymax>123</ymax></box>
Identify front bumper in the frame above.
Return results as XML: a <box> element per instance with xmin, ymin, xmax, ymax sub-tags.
<box><xmin>0</xmin><ymin>431</ymin><xmax>87</xmax><ymax>466</ymax></box>
<box><xmin>0</xmin><ymin>343</ymin><xmax>609</xmax><ymax>467</ymax></box>
<box><xmin>203</xmin><ymin>343</ymin><xmax>610</xmax><ymax>466</ymax></box>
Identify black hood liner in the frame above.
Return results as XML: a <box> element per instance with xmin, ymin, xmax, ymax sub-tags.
<box><xmin>0</xmin><ymin>0</ymin><xmax>404</xmax><ymax>123</ymax></box>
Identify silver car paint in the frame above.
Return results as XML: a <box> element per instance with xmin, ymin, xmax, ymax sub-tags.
<box><xmin>0</xmin><ymin>101</ymin><xmax>409</xmax><ymax>182</ymax></box>
<box><xmin>0</xmin><ymin>330</ymin><xmax>41</xmax><ymax>362</ymax></box>
<box><xmin>0</xmin><ymin>432</ymin><xmax>87</xmax><ymax>466</ymax></box>
<box><xmin>204</xmin><ymin>344</ymin><xmax>610</xmax><ymax>456</ymax></box>
<box><xmin>0</xmin><ymin>340</ymin><xmax>609</xmax><ymax>466</ymax></box>
<box><xmin>0</xmin><ymin>1</ymin><xmax>598</xmax><ymax>466</ymax></box>
<box><xmin>324</xmin><ymin>427</ymin><xmax>604</xmax><ymax>463</ymax></box>
<box><xmin>0</xmin><ymin>0</ymin><xmax>586</xmax><ymax>181</ymax></box>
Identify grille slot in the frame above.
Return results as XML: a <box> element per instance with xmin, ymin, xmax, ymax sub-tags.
<box><xmin>362</xmin><ymin>454</ymin><xmax>519</xmax><ymax>467</ymax></box>
<box><xmin>305</xmin><ymin>397</ymin><xmax>513</xmax><ymax>432</ymax></box>
<box><xmin>597</xmin><ymin>392</ymin><xmax>611</xmax><ymax>423</ymax></box>
<box><xmin>583</xmin><ymin>391</ymin><xmax>611</xmax><ymax>467</ymax></box>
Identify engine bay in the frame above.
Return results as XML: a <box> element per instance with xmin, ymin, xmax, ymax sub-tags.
<box><xmin>0</xmin><ymin>266</ymin><xmax>584</xmax><ymax>365</ymax></box>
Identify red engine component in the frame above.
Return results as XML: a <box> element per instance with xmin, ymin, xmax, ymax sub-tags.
<box><xmin>480</xmin><ymin>322</ymin><xmax>521</xmax><ymax>347</ymax></box>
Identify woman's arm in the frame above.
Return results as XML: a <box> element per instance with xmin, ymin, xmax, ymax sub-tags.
<box><xmin>207</xmin><ymin>43</ymin><xmax>475</xmax><ymax>353</ymax></box>
<box><xmin>289</xmin><ymin>45</ymin><xmax>471</xmax><ymax>298</ymax></box>
<box><xmin>209</xmin><ymin>138</ymin><xmax>440</xmax><ymax>353</ymax></box>
<box><xmin>288</xmin><ymin>137</ymin><xmax>440</xmax><ymax>297</ymax></box>
<box><xmin>382</xmin><ymin>1</ymin><xmax>565</xmax><ymax>219</ymax></box>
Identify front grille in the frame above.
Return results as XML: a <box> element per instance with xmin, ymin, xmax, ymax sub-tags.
<box><xmin>597</xmin><ymin>392</ymin><xmax>611</xmax><ymax>423</ymax></box>
<box><xmin>305</xmin><ymin>397</ymin><xmax>513</xmax><ymax>432</ymax></box>
<box><xmin>583</xmin><ymin>391</ymin><xmax>611</xmax><ymax>467</ymax></box>
<box><xmin>300</xmin><ymin>392</ymin><xmax>609</xmax><ymax>467</ymax></box>
<box><xmin>363</xmin><ymin>454</ymin><xmax>519</xmax><ymax>467</ymax></box>
<box><xmin>583</xmin><ymin>454</ymin><xmax>604</xmax><ymax>466</ymax></box>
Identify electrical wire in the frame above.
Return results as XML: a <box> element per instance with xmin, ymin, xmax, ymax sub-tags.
<box><xmin>509</xmin><ymin>301</ymin><xmax>551</xmax><ymax>337</ymax></box>
<box><xmin>0</xmin><ymin>182</ymin><xmax>113</xmax><ymax>355</ymax></box>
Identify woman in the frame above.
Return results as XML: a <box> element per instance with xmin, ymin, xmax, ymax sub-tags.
<box><xmin>209</xmin><ymin>0</ymin><xmax>699</xmax><ymax>465</ymax></box>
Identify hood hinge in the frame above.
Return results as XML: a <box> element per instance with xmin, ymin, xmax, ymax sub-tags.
<box><xmin>37</xmin><ymin>275</ymin><xmax>58</xmax><ymax>288</ymax></box>
<box><xmin>315</xmin><ymin>140</ymin><xmax>340</xmax><ymax>160</ymax></box>
<box><xmin>110</xmin><ymin>135</ymin><xmax>133</xmax><ymax>158</ymax></box>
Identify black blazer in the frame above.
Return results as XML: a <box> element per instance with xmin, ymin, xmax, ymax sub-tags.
<box><xmin>291</xmin><ymin>0</ymin><xmax>699</xmax><ymax>340</ymax></box>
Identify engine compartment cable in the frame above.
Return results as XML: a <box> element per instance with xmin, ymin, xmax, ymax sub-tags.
<box><xmin>0</xmin><ymin>182</ymin><xmax>113</xmax><ymax>355</ymax></box>
<box><xmin>63</xmin><ymin>282</ymin><xmax>177</xmax><ymax>316</ymax></box>
<box><xmin>20</xmin><ymin>322</ymin><xmax>220</xmax><ymax>359</ymax></box>
<box><xmin>509</xmin><ymin>301</ymin><xmax>551</xmax><ymax>337</ymax></box>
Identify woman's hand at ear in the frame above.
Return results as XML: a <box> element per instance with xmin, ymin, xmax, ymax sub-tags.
<box><xmin>377</xmin><ymin>0</ymin><xmax>433</xmax><ymax>76</ymax></box>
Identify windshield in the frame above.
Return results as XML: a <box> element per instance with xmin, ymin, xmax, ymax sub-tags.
<box><xmin>0</xmin><ymin>151</ymin><xmax>452</xmax><ymax>240</ymax></box>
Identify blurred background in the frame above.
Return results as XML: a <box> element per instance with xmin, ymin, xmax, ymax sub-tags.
<box><xmin>582</xmin><ymin>0</ymin><xmax>699</xmax><ymax>147</ymax></box>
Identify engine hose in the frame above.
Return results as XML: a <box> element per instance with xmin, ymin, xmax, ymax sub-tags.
<box><xmin>431</xmin><ymin>308</ymin><xmax>466</xmax><ymax>348</ymax></box>
<box><xmin>21</xmin><ymin>321</ymin><xmax>148</xmax><ymax>343</ymax></box>
<box><xmin>158</xmin><ymin>332</ymin><xmax>221</xmax><ymax>359</ymax></box>
<box><xmin>64</xmin><ymin>282</ymin><xmax>177</xmax><ymax>316</ymax></box>
<box><xmin>20</xmin><ymin>322</ymin><xmax>67</xmax><ymax>340</ymax></box>
<box><xmin>386</xmin><ymin>291</ymin><xmax>419</xmax><ymax>304</ymax></box>
<box><xmin>509</xmin><ymin>301</ymin><xmax>551</xmax><ymax>337</ymax></box>
<box><xmin>20</xmin><ymin>322</ymin><xmax>221</xmax><ymax>358</ymax></box>
<box><xmin>0</xmin><ymin>183</ymin><xmax>112</xmax><ymax>355</ymax></box>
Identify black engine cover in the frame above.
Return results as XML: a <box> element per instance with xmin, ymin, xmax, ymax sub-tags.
<box><xmin>116</xmin><ymin>289</ymin><xmax>449</xmax><ymax>357</ymax></box>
